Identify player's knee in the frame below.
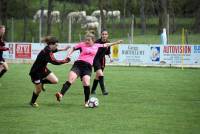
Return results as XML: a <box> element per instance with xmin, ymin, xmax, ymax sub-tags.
<box><xmin>35</xmin><ymin>87</ymin><xmax>42</xmax><ymax>94</ymax></box>
<box><xmin>68</xmin><ymin>75</ymin><xmax>77</xmax><ymax>84</ymax></box>
<box><xmin>82</xmin><ymin>78</ymin><xmax>90</xmax><ymax>86</ymax></box>
<box><xmin>96</xmin><ymin>73</ymin><xmax>103</xmax><ymax>79</ymax></box>
<box><xmin>3</xmin><ymin>63</ymin><xmax>9</xmax><ymax>70</ymax></box>
<box><xmin>52</xmin><ymin>78</ymin><xmax>58</xmax><ymax>84</ymax></box>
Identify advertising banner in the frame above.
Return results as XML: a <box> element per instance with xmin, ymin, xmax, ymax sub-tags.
<box><xmin>3</xmin><ymin>43</ymin><xmax>200</xmax><ymax>67</ymax></box>
<box><xmin>112</xmin><ymin>44</ymin><xmax>150</xmax><ymax>65</ymax></box>
<box><xmin>15</xmin><ymin>44</ymin><xmax>31</xmax><ymax>59</ymax></box>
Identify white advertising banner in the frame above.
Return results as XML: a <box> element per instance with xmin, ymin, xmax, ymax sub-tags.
<box><xmin>3</xmin><ymin>43</ymin><xmax>200</xmax><ymax>66</ymax></box>
<box><xmin>4</xmin><ymin>43</ymin><xmax>80</xmax><ymax>62</ymax></box>
<box><xmin>111</xmin><ymin>44</ymin><xmax>150</xmax><ymax>65</ymax></box>
<box><xmin>110</xmin><ymin>44</ymin><xmax>200</xmax><ymax>66</ymax></box>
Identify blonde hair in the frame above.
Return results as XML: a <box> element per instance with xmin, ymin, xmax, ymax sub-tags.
<box><xmin>41</xmin><ymin>36</ymin><xmax>58</xmax><ymax>45</ymax></box>
<box><xmin>85</xmin><ymin>32</ymin><xmax>96</xmax><ymax>41</ymax></box>
<box><xmin>0</xmin><ymin>25</ymin><xmax>5</xmax><ymax>38</ymax></box>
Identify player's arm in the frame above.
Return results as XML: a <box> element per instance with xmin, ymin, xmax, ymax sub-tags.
<box><xmin>0</xmin><ymin>46</ymin><xmax>9</xmax><ymax>51</ymax></box>
<box><xmin>107</xmin><ymin>54</ymin><xmax>113</xmax><ymax>63</ymax></box>
<box><xmin>57</xmin><ymin>45</ymin><xmax>71</xmax><ymax>52</ymax></box>
<box><xmin>103</xmin><ymin>40</ymin><xmax>123</xmax><ymax>47</ymax></box>
<box><xmin>67</xmin><ymin>46</ymin><xmax>78</xmax><ymax>58</ymax></box>
<box><xmin>48</xmin><ymin>52</ymin><xmax>70</xmax><ymax>65</ymax></box>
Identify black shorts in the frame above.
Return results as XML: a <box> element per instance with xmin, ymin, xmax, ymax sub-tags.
<box><xmin>71</xmin><ymin>60</ymin><xmax>92</xmax><ymax>79</ymax></box>
<box><xmin>29</xmin><ymin>68</ymin><xmax>51</xmax><ymax>84</ymax></box>
<box><xmin>93</xmin><ymin>60</ymin><xmax>105</xmax><ymax>72</ymax></box>
<box><xmin>93</xmin><ymin>63</ymin><xmax>105</xmax><ymax>72</ymax></box>
<box><xmin>0</xmin><ymin>57</ymin><xmax>5</xmax><ymax>63</ymax></box>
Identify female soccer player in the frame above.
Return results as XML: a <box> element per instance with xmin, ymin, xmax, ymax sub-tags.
<box><xmin>0</xmin><ymin>25</ymin><xmax>9</xmax><ymax>78</ymax></box>
<box><xmin>29</xmin><ymin>36</ymin><xmax>70</xmax><ymax>107</ymax></box>
<box><xmin>91</xmin><ymin>30</ymin><xmax>111</xmax><ymax>95</ymax></box>
<box><xmin>55</xmin><ymin>33</ymin><xmax>122</xmax><ymax>107</ymax></box>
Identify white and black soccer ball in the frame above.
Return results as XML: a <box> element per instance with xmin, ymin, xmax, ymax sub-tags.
<box><xmin>88</xmin><ymin>97</ymin><xmax>99</xmax><ymax>108</ymax></box>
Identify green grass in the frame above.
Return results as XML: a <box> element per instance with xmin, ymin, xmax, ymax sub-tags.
<box><xmin>0</xmin><ymin>64</ymin><xmax>200</xmax><ymax>134</ymax></box>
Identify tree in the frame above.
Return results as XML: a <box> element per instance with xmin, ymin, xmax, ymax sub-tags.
<box><xmin>23</xmin><ymin>0</ymin><xmax>28</xmax><ymax>41</ymax></box>
<box><xmin>194</xmin><ymin>6</ymin><xmax>200</xmax><ymax>33</ymax></box>
<box><xmin>158</xmin><ymin>0</ymin><xmax>168</xmax><ymax>34</ymax></box>
<box><xmin>140</xmin><ymin>0</ymin><xmax>146</xmax><ymax>35</ymax></box>
<box><xmin>99</xmin><ymin>0</ymin><xmax>106</xmax><ymax>31</ymax></box>
<box><xmin>0</xmin><ymin>0</ymin><xmax>8</xmax><ymax>39</ymax></box>
<box><xmin>47</xmin><ymin>0</ymin><xmax>54</xmax><ymax>35</ymax></box>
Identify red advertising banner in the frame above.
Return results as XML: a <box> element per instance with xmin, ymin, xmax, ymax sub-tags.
<box><xmin>15</xmin><ymin>44</ymin><xmax>31</xmax><ymax>59</ymax></box>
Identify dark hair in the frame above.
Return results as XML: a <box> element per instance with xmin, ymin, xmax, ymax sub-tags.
<box><xmin>101</xmin><ymin>29</ymin><xmax>108</xmax><ymax>33</ymax></box>
<box><xmin>41</xmin><ymin>36</ymin><xmax>58</xmax><ymax>45</ymax></box>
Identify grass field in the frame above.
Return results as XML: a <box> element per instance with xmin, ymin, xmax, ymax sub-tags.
<box><xmin>0</xmin><ymin>64</ymin><xmax>200</xmax><ymax>134</ymax></box>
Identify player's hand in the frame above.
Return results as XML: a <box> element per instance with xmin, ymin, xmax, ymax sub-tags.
<box><xmin>110</xmin><ymin>58</ymin><xmax>114</xmax><ymax>63</ymax></box>
<box><xmin>5</xmin><ymin>47</ymin><xmax>9</xmax><ymax>51</ymax></box>
<box><xmin>65</xmin><ymin>57</ymin><xmax>71</xmax><ymax>63</ymax></box>
<box><xmin>117</xmin><ymin>40</ymin><xmax>123</xmax><ymax>44</ymax></box>
<box><xmin>64</xmin><ymin>45</ymin><xmax>71</xmax><ymax>51</ymax></box>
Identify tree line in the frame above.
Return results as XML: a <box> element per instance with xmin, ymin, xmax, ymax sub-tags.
<box><xmin>0</xmin><ymin>0</ymin><xmax>199</xmax><ymax>40</ymax></box>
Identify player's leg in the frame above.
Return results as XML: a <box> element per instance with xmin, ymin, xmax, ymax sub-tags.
<box><xmin>55</xmin><ymin>71</ymin><xmax>78</xmax><ymax>101</ymax></box>
<box><xmin>30</xmin><ymin>80</ymin><xmax>43</xmax><ymax>107</ymax></box>
<box><xmin>41</xmin><ymin>72</ymin><xmax>59</xmax><ymax>91</ymax></box>
<box><xmin>91</xmin><ymin>72</ymin><xmax>99</xmax><ymax>94</ymax></box>
<box><xmin>82</xmin><ymin>75</ymin><xmax>91</xmax><ymax>107</ymax></box>
<box><xmin>0</xmin><ymin>62</ymin><xmax>8</xmax><ymax>78</ymax></box>
<box><xmin>42</xmin><ymin>72</ymin><xmax>58</xmax><ymax>84</ymax></box>
<box><xmin>96</xmin><ymin>69</ymin><xmax>108</xmax><ymax>95</ymax></box>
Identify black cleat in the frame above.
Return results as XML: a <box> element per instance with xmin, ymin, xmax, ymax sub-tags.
<box><xmin>102</xmin><ymin>90</ymin><xmax>108</xmax><ymax>95</ymax></box>
<box><xmin>91</xmin><ymin>91</ymin><xmax>96</xmax><ymax>95</ymax></box>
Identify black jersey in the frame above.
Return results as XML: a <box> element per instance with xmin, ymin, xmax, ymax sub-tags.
<box><xmin>29</xmin><ymin>46</ymin><xmax>66</xmax><ymax>75</ymax></box>
<box><xmin>93</xmin><ymin>38</ymin><xmax>110</xmax><ymax>68</ymax></box>
<box><xmin>0</xmin><ymin>39</ymin><xmax>9</xmax><ymax>62</ymax></box>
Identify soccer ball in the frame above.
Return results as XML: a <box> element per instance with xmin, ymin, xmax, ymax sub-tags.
<box><xmin>88</xmin><ymin>97</ymin><xmax>99</xmax><ymax>108</ymax></box>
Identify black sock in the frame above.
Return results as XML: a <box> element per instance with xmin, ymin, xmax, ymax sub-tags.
<box><xmin>84</xmin><ymin>86</ymin><xmax>90</xmax><ymax>102</ymax></box>
<box><xmin>41</xmin><ymin>79</ymin><xmax>52</xmax><ymax>84</ymax></box>
<box><xmin>30</xmin><ymin>92</ymin><xmax>38</xmax><ymax>104</ymax></box>
<box><xmin>91</xmin><ymin>79</ymin><xmax>99</xmax><ymax>93</ymax></box>
<box><xmin>0</xmin><ymin>69</ymin><xmax>7</xmax><ymax>78</ymax></box>
<box><xmin>99</xmin><ymin>76</ymin><xmax>106</xmax><ymax>92</ymax></box>
<box><xmin>60</xmin><ymin>81</ymin><xmax>71</xmax><ymax>95</ymax></box>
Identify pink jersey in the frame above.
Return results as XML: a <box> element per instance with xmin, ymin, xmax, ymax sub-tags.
<box><xmin>74</xmin><ymin>42</ymin><xmax>103</xmax><ymax>65</ymax></box>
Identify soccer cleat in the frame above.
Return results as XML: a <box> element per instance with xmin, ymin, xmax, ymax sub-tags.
<box><xmin>91</xmin><ymin>91</ymin><xmax>96</xmax><ymax>95</ymax></box>
<box><xmin>30</xmin><ymin>102</ymin><xmax>39</xmax><ymax>107</ymax></box>
<box><xmin>84</xmin><ymin>101</ymin><xmax>89</xmax><ymax>108</ymax></box>
<box><xmin>102</xmin><ymin>90</ymin><xmax>108</xmax><ymax>95</ymax></box>
<box><xmin>55</xmin><ymin>92</ymin><xmax>63</xmax><ymax>102</ymax></box>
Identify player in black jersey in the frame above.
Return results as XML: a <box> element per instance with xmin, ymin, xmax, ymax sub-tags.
<box><xmin>29</xmin><ymin>36</ymin><xmax>70</xmax><ymax>107</ymax></box>
<box><xmin>0</xmin><ymin>25</ymin><xmax>9</xmax><ymax>78</ymax></box>
<box><xmin>91</xmin><ymin>30</ymin><xmax>112</xmax><ymax>95</ymax></box>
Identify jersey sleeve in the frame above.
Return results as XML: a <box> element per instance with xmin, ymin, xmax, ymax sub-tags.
<box><xmin>52</xmin><ymin>48</ymin><xmax>58</xmax><ymax>53</ymax></box>
<box><xmin>74</xmin><ymin>42</ymin><xmax>84</xmax><ymax>50</ymax></box>
<box><xmin>105</xmin><ymin>46</ymin><xmax>111</xmax><ymax>55</ymax></box>
<box><xmin>95</xmin><ymin>43</ymin><xmax>104</xmax><ymax>48</ymax></box>
<box><xmin>48</xmin><ymin>52</ymin><xmax>67</xmax><ymax>65</ymax></box>
<box><xmin>0</xmin><ymin>46</ymin><xmax>9</xmax><ymax>51</ymax></box>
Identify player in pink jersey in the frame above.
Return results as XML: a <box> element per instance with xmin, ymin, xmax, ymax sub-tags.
<box><xmin>55</xmin><ymin>33</ymin><xmax>122</xmax><ymax>107</ymax></box>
